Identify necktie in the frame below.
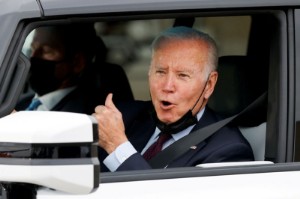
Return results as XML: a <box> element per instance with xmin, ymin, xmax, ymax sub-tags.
<box><xmin>26</xmin><ymin>99</ymin><xmax>42</xmax><ymax>111</ymax></box>
<box><xmin>143</xmin><ymin>132</ymin><xmax>172</xmax><ymax>160</ymax></box>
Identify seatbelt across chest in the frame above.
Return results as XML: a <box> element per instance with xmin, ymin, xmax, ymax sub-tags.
<box><xmin>148</xmin><ymin>92</ymin><xmax>267</xmax><ymax>168</ymax></box>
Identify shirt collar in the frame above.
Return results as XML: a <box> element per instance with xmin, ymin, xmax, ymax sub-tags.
<box><xmin>35</xmin><ymin>86</ymin><xmax>76</xmax><ymax>111</ymax></box>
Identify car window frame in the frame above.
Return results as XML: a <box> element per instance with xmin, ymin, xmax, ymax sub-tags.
<box><xmin>2</xmin><ymin>7</ymin><xmax>298</xmax><ymax>186</ymax></box>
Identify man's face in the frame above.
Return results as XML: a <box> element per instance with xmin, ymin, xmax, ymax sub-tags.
<box><xmin>30</xmin><ymin>28</ymin><xmax>73</xmax><ymax>80</ymax></box>
<box><xmin>31</xmin><ymin>28</ymin><xmax>65</xmax><ymax>61</ymax></box>
<box><xmin>149</xmin><ymin>39</ymin><xmax>214</xmax><ymax>124</ymax></box>
<box><xmin>28</xmin><ymin>27</ymin><xmax>85</xmax><ymax>96</ymax></box>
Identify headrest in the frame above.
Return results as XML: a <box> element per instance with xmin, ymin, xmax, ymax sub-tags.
<box><xmin>208</xmin><ymin>56</ymin><xmax>268</xmax><ymax>124</ymax></box>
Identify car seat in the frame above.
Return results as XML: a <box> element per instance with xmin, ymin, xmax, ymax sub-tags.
<box><xmin>92</xmin><ymin>36</ymin><xmax>134</xmax><ymax>102</ymax></box>
<box><xmin>208</xmin><ymin>55</ymin><xmax>268</xmax><ymax>161</ymax></box>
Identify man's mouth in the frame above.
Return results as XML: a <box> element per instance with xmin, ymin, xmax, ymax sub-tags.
<box><xmin>160</xmin><ymin>100</ymin><xmax>174</xmax><ymax>109</ymax></box>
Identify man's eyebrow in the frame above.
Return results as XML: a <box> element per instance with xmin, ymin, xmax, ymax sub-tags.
<box><xmin>176</xmin><ymin>67</ymin><xmax>196</xmax><ymax>74</ymax></box>
<box><xmin>153</xmin><ymin>65</ymin><xmax>166</xmax><ymax>70</ymax></box>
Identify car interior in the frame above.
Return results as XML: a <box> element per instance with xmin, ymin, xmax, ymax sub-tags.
<box><xmin>17</xmin><ymin>11</ymin><xmax>282</xmax><ymax>167</ymax></box>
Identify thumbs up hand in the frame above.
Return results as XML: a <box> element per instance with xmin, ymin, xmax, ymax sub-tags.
<box><xmin>93</xmin><ymin>93</ymin><xmax>128</xmax><ymax>154</ymax></box>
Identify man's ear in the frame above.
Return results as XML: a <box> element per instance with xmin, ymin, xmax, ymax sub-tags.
<box><xmin>204</xmin><ymin>71</ymin><xmax>218</xmax><ymax>99</ymax></box>
<box><xmin>72</xmin><ymin>53</ymin><xmax>86</xmax><ymax>74</ymax></box>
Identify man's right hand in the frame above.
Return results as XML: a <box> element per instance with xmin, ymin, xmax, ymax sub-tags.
<box><xmin>93</xmin><ymin>93</ymin><xmax>128</xmax><ymax>154</ymax></box>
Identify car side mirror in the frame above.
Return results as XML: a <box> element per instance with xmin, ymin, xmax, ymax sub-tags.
<box><xmin>0</xmin><ymin>111</ymin><xmax>99</xmax><ymax>196</ymax></box>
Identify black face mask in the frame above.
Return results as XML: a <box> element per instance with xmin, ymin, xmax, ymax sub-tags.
<box><xmin>29</xmin><ymin>57</ymin><xmax>63</xmax><ymax>96</ymax></box>
<box><xmin>153</xmin><ymin>110</ymin><xmax>198</xmax><ymax>134</ymax></box>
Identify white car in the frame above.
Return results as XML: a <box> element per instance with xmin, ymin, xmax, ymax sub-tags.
<box><xmin>1</xmin><ymin>0</ymin><xmax>300</xmax><ymax>198</ymax></box>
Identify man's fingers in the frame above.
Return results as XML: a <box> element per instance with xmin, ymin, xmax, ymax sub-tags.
<box><xmin>94</xmin><ymin>93</ymin><xmax>119</xmax><ymax>118</ymax></box>
<box><xmin>105</xmin><ymin>93</ymin><xmax>117</xmax><ymax>110</ymax></box>
<box><xmin>94</xmin><ymin>105</ymin><xmax>104</xmax><ymax>114</ymax></box>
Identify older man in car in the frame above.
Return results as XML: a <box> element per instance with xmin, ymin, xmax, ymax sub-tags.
<box><xmin>94</xmin><ymin>26</ymin><xmax>254</xmax><ymax>172</ymax></box>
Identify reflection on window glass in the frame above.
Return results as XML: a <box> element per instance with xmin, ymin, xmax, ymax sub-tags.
<box><xmin>22</xmin><ymin>30</ymin><xmax>35</xmax><ymax>57</ymax></box>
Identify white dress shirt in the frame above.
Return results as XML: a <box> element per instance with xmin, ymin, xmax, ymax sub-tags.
<box><xmin>104</xmin><ymin>107</ymin><xmax>205</xmax><ymax>172</ymax></box>
<box><xmin>33</xmin><ymin>87</ymin><xmax>76</xmax><ymax>111</ymax></box>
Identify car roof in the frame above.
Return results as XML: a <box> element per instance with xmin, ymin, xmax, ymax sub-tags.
<box><xmin>38</xmin><ymin>0</ymin><xmax>300</xmax><ymax>16</ymax></box>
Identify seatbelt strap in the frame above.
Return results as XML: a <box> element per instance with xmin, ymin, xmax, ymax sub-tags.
<box><xmin>148</xmin><ymin>92</ymin><xmax>267</xmax><ymax>168</ymax></box>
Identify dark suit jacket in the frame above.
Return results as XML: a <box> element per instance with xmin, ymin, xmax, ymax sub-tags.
<box><xmin>15</xmin><ymin>86</ymin><xmax>106</xmax><ymax>115</ymax></box>
<box><xmin>99</xmin><ymin>100</ymin><xmax>254</xmax><ymax>172</ymax></box>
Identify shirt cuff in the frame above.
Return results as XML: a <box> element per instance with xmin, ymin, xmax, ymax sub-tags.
<box><xmin>103</xmin><ymin>141</ymin><xmax>137</xmax><ymax>172</ymax></box>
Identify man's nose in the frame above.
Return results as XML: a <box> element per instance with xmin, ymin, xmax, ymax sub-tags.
<box><xmin>162</xmin><ymin>74</ymin><xmax>175</xmax><ymax>92</ymax></box>
<box><xmin>31</xmin><ymin>48</ymin><xmax>42</xmax><ymax>58</ymax></box>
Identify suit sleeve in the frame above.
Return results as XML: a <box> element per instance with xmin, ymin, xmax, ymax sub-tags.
<box><xmin>117</xmin><ymin>153</ymin><xmax>152</xmax><ymax>171</ymax></box>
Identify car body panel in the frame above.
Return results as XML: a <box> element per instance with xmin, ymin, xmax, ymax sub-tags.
<box><xmin>0</xmin><ymin>0</ymin><xmax>40</xmax><ymax>66</ymax></box>
<box><xmin>39</xmin><ymin>0</ymin><xmax>300</xmax><ymax>16</ymax></box>
<box><xmin>38</xmin><ymin>167</ymin><xmax>300</xmax><ymax>199</ymax></box>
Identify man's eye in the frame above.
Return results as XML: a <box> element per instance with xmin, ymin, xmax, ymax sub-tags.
<box><xmin>156</xmin><ymin>70</ymin><xmax>165</xmax><ymax>75</ymax></box>
<box><xmin>178</xmin><ymin>73</ymin><xmax>189</xmax><ymax>78</ymax></box>
<box><xmin>43</xmin><ymin>46</ymin><xmax>55</xmax><ymax>54</ymax></box>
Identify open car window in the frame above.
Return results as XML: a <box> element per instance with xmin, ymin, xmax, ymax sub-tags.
<box><xmin>18</xmin><ymin>14</ymin><xmax>272</xmax><ymax>164</ymax></box>
<box><xmin>18</xmin><ymin>14</ymin><xmax>270</xmax><ymax>158</ymax></box>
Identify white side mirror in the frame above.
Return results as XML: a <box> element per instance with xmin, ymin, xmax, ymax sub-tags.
<box><xmin>0</xmin><ymin>111</ymin><xmax>99</xmax><ymax>195</ymax></box>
